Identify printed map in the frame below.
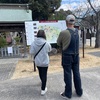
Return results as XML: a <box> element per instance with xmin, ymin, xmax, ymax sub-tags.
<box><xmin>38</xmin><ymin>24</ymin><xmax>61</xmax><ymax>43</ymax></box>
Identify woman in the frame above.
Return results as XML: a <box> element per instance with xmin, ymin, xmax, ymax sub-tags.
<box><xmin>30</xmin><ymin>30</ymin><xmax>52</xmax><ymax>95</ymax></box>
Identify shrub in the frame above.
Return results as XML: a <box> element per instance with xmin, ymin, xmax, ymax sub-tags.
<box><xmin>14</xmin><ymin>37</ymin><xmax>21</xmax><ymax>45</ymax></box>
<box><xmin>0</xmin><ymin>37</ymin><xmax>7</xmax><ymax>48</ymax></box>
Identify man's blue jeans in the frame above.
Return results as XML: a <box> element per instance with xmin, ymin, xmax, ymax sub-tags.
<box><xmin>62</xmin><ymin>54</ymin><xmax>83</xmax><ymax>98</ymax></box>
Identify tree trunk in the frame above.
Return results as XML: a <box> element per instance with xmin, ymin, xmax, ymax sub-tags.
<box><xmin>95</xmin><ymin>20</ymin><xmax>100</xmax><ymax>48</ymax></box>
<box><xmin>95</xmin><ymin>13</ymin><xmax>100</xmax><ymax>48</ymax></box>
<box><xmin>95</xmin><ymin>31</ymin><xmax>100</xmax><ymax>48</ymax></box>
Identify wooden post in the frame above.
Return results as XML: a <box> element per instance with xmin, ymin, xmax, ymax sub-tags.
<box><xmin>33</xmin><ymin>61</ymin><xmax>36</xmax><ymax>72</ymax></box>
<box><xmin>82</xmin><ymin>28</ymin><xmax>85</xmax><ymax>58</ymax></box>
<box><xmin>22</xmin><ymin>30</ymin><xmax>27</xmax><ymax>57</ymax></box>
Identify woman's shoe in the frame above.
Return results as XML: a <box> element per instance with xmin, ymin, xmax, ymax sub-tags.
<box><xmin>41</xmin><ymin>87</ymin><xmax>47</xmax><ymax>96</ymax></box>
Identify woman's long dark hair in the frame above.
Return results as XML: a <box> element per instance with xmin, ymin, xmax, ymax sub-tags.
<box><xmin>37</xmin><ymin>30</ymin><xmax>46</xmax><ymax>40</ymax></box>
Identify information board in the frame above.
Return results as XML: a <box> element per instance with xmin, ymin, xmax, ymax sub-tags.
<box><xmin>25</xmin><ymin>20</ymin><xmax>66</xmax><ymax>45</ymax></box>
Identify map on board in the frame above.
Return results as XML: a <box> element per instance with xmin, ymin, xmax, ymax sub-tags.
<box><xmin>38</xmin><ymin>22</ymin><xmax>62</xmax><ymax>43</ymax></box>
<box><xmin>25</xmin><ymin>21</ymin><xmax>66</xmax><ymax>45</ymax></box>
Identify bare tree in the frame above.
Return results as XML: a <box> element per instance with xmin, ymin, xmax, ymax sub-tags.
<box><xmin>87</xmin><ymin>0</ymin><xmax>100</xmax><ymax>48</ymax></box>
<box><xmin>73</xmin><ymin>0</ymin><xmax>100</xmax><ymax>48</ymax></box>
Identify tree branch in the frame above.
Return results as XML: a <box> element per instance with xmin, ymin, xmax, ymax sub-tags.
<box><xmin>87</xmin><ymin>0</ymin><xmax>97</xmax><ymax>14</ymax></box>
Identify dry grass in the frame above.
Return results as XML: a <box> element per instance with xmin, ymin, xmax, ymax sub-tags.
<box><xmin>11</xmin><ymin>47</ymin><xmax>100</xmax><ymax>80</ymax></box>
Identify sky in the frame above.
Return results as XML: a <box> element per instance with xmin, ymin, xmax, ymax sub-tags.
<box><xmin>61</xmin><ymin>0</ymin><xmax>85</xmax><ymax>5</ymax></box>
<box><xmin>58</xmin><ymin>0</ymin><xmax>100</xmax><ymax>11</ymax></box>
<box><xmin>57</xmin><ymin>0</ymin><xmax>86</xmax><ymax>11</ymax></box>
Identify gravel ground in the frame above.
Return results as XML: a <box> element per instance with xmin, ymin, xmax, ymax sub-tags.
<box><xmin>11</xmin><ymin>47</ymin><xmax>100</xmax><ymax>80</ymax></box>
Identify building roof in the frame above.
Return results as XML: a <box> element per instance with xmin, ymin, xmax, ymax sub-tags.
<box><xmin>0</xmin><ymin>3</ymin><xmax>32</xmax><ymax>22</ymax></box>
<box><xmin>0</xmin><ymin>3</ymin><xmax>29</xmax><ymax>9</ymax></box>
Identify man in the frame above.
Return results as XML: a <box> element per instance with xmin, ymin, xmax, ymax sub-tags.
<box><xmin>57</xmin><ymin>14</ymin><xmax>83</xmax><ymax>99</ymax></box>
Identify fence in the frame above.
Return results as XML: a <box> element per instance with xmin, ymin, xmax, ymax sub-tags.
<box><xmin>0</xmin><ymin>46</ymin><xmax>21</xmax><ymax>58</ymax></box>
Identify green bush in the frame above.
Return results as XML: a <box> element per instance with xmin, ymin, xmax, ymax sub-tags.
<box><xmin>14</xmin><ymin>37</ymin><xmax>21</xmax><ymax>44</ymax></box>
<box><xmin>0</xmin><ymin>37</ymin><xmax>7</xmax><ymax>48</ymax></box>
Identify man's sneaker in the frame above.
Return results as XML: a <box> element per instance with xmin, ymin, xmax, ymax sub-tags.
<box><xmin>60</xmin><ymin>92</ymin><xmax>70</xmax><ymax>100</ymax></box>
<box><xmin>41</xmin><ymin>87</ymin><xmax>47</xmax><ymax>96</ymax></box>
